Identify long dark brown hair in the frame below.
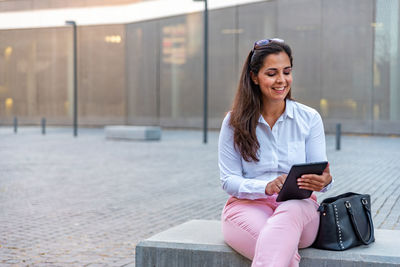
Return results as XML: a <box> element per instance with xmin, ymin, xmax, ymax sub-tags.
<box><xmin>230</xmin><ymin>41</ymin><xmax>293</xmax><ymax>162</ymax></box>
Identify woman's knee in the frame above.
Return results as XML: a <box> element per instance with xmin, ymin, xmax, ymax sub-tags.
<box><xmin>222</xmin><ymin>217</ymin><xmax>258</xmax><ymax>260</ymax></box>
<box><xmin>221</xmin><ymin>198</ymin><xmax>274</xmax><ymax>259</ymax></box>
<box><xmin>222</xmin><ymin>198</ymin><xmax>274</xmax><ymax>227</ymax></box>
<box><xmin>222</xmin><ymin>203</ymin><xmax>272</xmax><ymax>239</ymax></box>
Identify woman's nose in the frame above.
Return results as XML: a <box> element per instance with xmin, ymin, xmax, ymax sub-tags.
<box><xmin>276</xmin><ymin>73</ymin><xmax>284</xmax><ymax>83</ymax></box>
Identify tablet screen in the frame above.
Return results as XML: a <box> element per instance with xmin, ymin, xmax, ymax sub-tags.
<box><xmin>276</xmin><ymin>161</ymin><xmax>328</xmax><ymax>202</ymax></box>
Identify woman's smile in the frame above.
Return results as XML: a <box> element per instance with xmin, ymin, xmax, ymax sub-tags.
<box><xmin>272</xmin><ymin>86</ymin><xmax>286</xmax><ymax>91</ymax></box>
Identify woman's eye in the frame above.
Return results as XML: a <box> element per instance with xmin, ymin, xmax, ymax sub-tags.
<box><xmin>284</xmin><ymin>68</ymin><xmax>292</xmax><ymax>75</ymax></box>
<box><xmin>267</xmin><ymin>72</ymin><xmax>276</xmax><ymax>77</ymax></box>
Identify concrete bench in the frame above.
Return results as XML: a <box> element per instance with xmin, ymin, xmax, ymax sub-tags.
<box><xmin>136</xmin><ymin>220</ymin><xmax>400</xmax><ymax>267</ymax></box>
<box><xmin>104</xmin><ymin>126</ymin><xmax>161</xmax><ymax>141</ymax></box>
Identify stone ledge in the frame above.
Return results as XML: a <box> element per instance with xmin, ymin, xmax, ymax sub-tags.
<box><xmin>104</xmin><ymin>125</ymin><xmax>161</xmax><ymax>140</ymax></box>
<box><xmin>135</xmin><ymin>220</ymin><xmax>400</xmax><ymax>267</ymax></box>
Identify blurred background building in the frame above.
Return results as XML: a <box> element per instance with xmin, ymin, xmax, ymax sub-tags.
<box><xmin>0</xmin><ymin>0</ymin><xmax>399</xmax><ymax>134</ymax></box>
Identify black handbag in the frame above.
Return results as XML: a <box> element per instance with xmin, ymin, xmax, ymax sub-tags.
<box><xmin>313</xmin><ymin>192</ymin><xmax>375</xmax><ymax>251</ymax></box>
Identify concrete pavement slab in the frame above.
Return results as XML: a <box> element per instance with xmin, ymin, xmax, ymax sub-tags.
<box><xmin>0</xmin><ymin>127</ymin><xmax>399</xmax><ymax>266</ymax></box>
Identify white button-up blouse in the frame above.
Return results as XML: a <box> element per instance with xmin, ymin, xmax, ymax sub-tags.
<box><xmin>218</xmin><ymin>99</ymin><xmax>331</xmax><ymax>200</ymax></box>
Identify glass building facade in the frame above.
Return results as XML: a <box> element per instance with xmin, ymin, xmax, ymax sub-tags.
<box><xmin>0</xmin><ymin>0</ymin><xmax>399</xmax><ymax>134</ymax></box>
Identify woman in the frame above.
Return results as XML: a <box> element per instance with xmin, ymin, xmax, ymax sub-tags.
<box><xmin>218</xmin><ymin>39</ymin><xmax>332</xmax><ymax>267</ymax></box>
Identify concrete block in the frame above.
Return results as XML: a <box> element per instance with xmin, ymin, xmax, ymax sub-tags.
<box><xmin>104</xmin><ymin>126</ymin><xmax>161</xmax><ymax>141</ymax></box>
<box><xmin>135</xmin><ymin>220</ymin><xmax>400</xmax><ymax>267</ymax></box>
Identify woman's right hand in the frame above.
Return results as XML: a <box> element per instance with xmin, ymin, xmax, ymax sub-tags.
<box><xmin>265</xmin><ymin>174</ymin><xmax>287</xmax><ymax>196</ymax></box>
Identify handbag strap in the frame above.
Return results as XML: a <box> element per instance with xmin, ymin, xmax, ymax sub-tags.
<box><xmin>345</xmin><ymin>198</ymin><xmax>374</xmax><ymax>245</ymax></box>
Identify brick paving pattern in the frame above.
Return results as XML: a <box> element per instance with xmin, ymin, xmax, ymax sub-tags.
<box><xmin>0</xmin><ymin>127</ymin><xmax>399</xmax><ymax>266</ymax></box>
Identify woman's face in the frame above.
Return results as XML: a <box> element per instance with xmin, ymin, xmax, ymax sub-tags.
<box><xmin>251</xmin><ymin>51</ymin><xmax>292</xmax><ymax>104</ymax></box>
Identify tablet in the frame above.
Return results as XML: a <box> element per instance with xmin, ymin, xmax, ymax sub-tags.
<box><xmin>276</xmin><ymin>161</ymin><xmax>328</xmax><ymax>202</ymax></box>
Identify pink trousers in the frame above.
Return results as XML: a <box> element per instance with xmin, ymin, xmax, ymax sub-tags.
<box><xmin>221</xmin><ymin>194</ymin><xmax>320</xmax><ymax>267</ymax></box>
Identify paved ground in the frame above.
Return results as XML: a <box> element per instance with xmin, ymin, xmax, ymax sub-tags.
<box><xmin>0</xmin><ymin>127</ymin><xmax>399</xmax><ymax>266</ymax></box>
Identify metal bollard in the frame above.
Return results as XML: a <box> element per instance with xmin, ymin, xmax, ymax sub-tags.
<box><xmin>14</xmin><ymin>117</ymin><xmax>18</xmax><ymax>134</ymax></box>
<box><xmin>336</xmin><ymin>123</ymin><xmax>341</xmax><ymax>151</ymax></box>
<box><xmin>41</xmin><ymin>118</ymin><xmax>46</xmax><ymax>135</ymax></box>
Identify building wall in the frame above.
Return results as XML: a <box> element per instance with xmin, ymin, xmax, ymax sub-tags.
<box><xmin>277</xmin><ymin>0</ymin><xmax>375</xmax><ymax>133</ymax></box>
<box><xmin>0</xmin><ymin>24</ymin><xmax>126</xmax><ymax>125</ymax></box>
<box><xmin>0</xmin><ymin>0</ymin><xmax>399</xmax><ymax>134</ymax></box>
<box><xmin>77</xmin><ymin>24</ymin><xmax>126</xmax><ymax>125</ymax></box>
<box><xmin>125</xmin><ymin>0</ymin><xmax>400</xmax><ymax>134</ymax></box>
<box><xmin>126</xmin><ymin>20</ymin><xmax>160</xmax><ymax>126</ymax></box>
<box><xmin>373</xmin><ymin>0</ymin><xmax>400</xmax><ymax>134</ymax></box>
<box><xmin>0</xmin><ymin>27</ymin><xmax>70</xmax><ymax>124</ymax></box>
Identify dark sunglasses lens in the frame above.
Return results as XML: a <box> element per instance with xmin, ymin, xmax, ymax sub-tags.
<box><xmin>254</xmin><ymin>39</ymin><xmax>270</xmax><ymax>50</ymax></box>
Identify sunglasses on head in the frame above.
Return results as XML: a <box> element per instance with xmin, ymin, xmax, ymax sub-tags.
<box><xmin>252</xmin><ymin>38</ymin><xmax>284</xmax><ymax>52</ymax></box>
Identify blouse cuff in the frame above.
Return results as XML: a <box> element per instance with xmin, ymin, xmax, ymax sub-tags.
<box><xmin>238</xmin><ymin>179</ymin><xmax>269</xmax><ymax>199</ymax></box>
<box><xmin>319</xmin><ymin>178</ymin><xmax>334</xmax><ymax>193</ymax></box>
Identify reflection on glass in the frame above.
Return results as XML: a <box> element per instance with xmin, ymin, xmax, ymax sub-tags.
<box><xmin>373</xmin><ymin>63</ymin><xmax>380</xmax><ymax>87</ymax></box>
<box><xmin>186</xmin><ymin>14</ymin><xmax>201</xmax><ymax>57</ymax></box>
<box><xmin>371</xmin><ymin>22</ymin><xmax>384</xmax><ymax>28</ymax></box>
<box><xmin>4</xmin><ymin>46</ymin><xmax>12</xmax><ymax>58</ymax></box>
<box><xmin>221</xmin><ymin>28</ymin><xmax>243</xmax><ymax>34</ymax></box>
<box><xmin>162</xmin><ymin>24</ymin><xmax>186</xmax><ymax>65</ymax></box>
<box><xmin>5</xmin><ymin>97</ymin><xmax>13</xmax><ymax>116</ymax></box>
<box><xmin>105</xmin><ymin>35</ymin><xmax>122</xmax><ymax>43</ymax></box>
<box><xmin>374</xmin><ymin>104</ymin><xmax>380</xmax><ymax>120</ymax></box>
<box><xmin>320</xmin><ymin>98</ymin><xmax>328</xmax><ymax>117</ymax></box>
<box><xmin>345</xmin><ymin>99</ymin><xmax>357</xmax><ymax>117</ymax></box>
<box><xmin>345</xmin><ymin>99</ymin><xmax>357</xmax><ymax>110</ymax></box>
<box><xmin>64</xmin><ymin>101</ymin><xmax>70</xmax><ymax>113</ymax></box>
<box><xmin>374</xmin><ymin>0</ymin><xmax>400</xmax><ymax>121</ymax></box>
<box><xmin>5</xmin><ymin>97</ymin><xmax>12</xmax><ymax>108</ymax></box>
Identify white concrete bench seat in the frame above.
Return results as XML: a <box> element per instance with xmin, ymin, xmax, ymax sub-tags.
<box><xmin>104</xmin><ymin>125</ymin><xmax>161</xmax><ymax>141</ymax></box>
<box><xmin>135</xmin><ymin>220</ymin><xmax>400</xmax><ymax>267</ymax></box>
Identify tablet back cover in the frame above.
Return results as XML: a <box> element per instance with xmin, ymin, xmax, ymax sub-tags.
<box><xmin>276</xmin><ymin>161</ymin><xmax>327</xmax><ymax>202</ymax></box>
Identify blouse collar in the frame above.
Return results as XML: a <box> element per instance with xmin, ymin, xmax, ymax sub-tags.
<box><xmin>258</xmin><ymin>99</ymin><xmax>294</xmax><ymax>125</ymax></box>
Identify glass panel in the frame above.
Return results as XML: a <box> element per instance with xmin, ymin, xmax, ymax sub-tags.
<box><xmin>0</xmin><ymin>24</ymin><xmax>126</xmax><ymax>126</ymax></box>
<box><xmin>320</xmin><ymin>0</ymin><xmax>374</xmax><ymax>133</ymax></box>
<box><xmin>238</xmin><ymin>1</ymin><xmax>277</xmax><ymax>73</ymax></box>
<box><xmin>159</xmin><ymin>13</ymin><xmax>203</xmax><ymax>127</ymax></box>
<box><xmin>373</xmin><ymin>0</ymin><xmax>400</xmax><ymax>134</ymax></box>
<box><xmin>35</xmin><ymin>28</ymin><xmax>70</xmax><ymax>123</ymax></box>
<box><xmin>0</xmin><ymin>28</ymin><xmax>71</xmax><ymax>125</ymax></box>
<box><xmin>208</xmin><ymin>7</ymin><xmax>237</xmax><ymax>128</ymax></box>
<box><xmin>277</xmin><ymin>0</ymin><xmax>322</xmax><ymax>112</ymax></box>
<box><xmin>126</xmin><ymin>21</ymin><xmax>159</xmax><ymax>125</ymax></box>
<box><xmin>77</xmin><ymin>24</ymin><xmax>126</xmax><ymax>125</ymax></box>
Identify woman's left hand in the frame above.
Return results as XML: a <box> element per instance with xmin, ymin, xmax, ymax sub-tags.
<box><xmin>297</xmin><ymin>163</ymin><xmax>332</xmax><ymax>191</ymax></box>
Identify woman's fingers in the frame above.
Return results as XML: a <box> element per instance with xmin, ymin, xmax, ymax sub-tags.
<box><xmin>266</xmin><ymin>175</ymin><xmax>288</xmax><ymax>195</ymax></box>
<box><xmin>324</xmin><ymin>163</ymin><xmax>331</xmax><ymax>174</ymax></box>
<box><xmin>297</xmin><ymin>174</ymin><xmax>325</xmax><ymax>191</ymax></box>
<box><xmin>276</xmin><ymin>175</ymin><xmax>286</xmax><ymax>191</ymax></box>
<box><xmin>266</xmin><ymin>182</ymin><xmax>277</xmax><ymax>195</ymax></box>
<box><xmin>279</xmin><ymin>174</ymin><xmax>287</xmax><ymax>184</ymax></box>
<box><xmin>266</xmin><ymin>183</ymin><xmax>280</xmax><ymax>195</ymax></box>
<box><xmin>298</xmin><ymin>165</ymin><xmax>332</xmax><ymax>191</ymax></box>
<box><xmin>275</xmin><ymin>183</ymin><xmax>282</xmax><ymax>192</ymax></box>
